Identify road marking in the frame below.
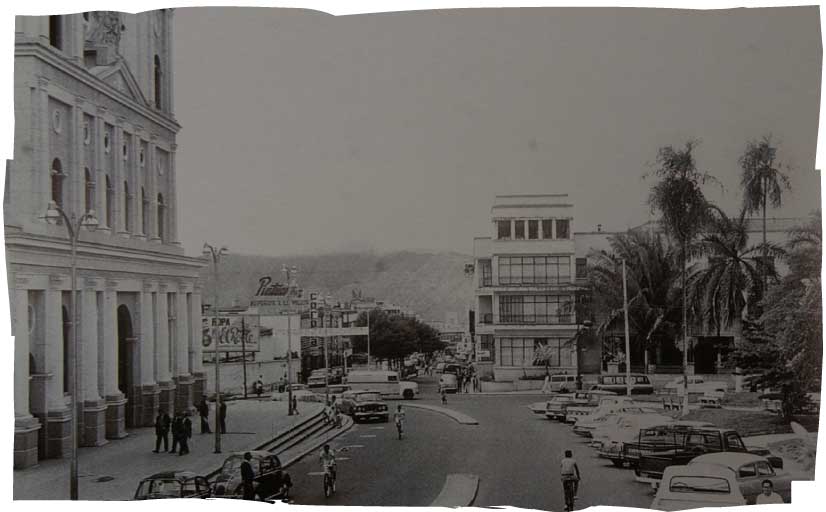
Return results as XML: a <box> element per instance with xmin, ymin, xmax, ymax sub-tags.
<box><xmin>359</xmin><ymin>434</ymin><xmax>376</xmax><ymax>438</ymax></box>
<box><xmin>307</xmin><ymin>471</ymin><xmax>326</xmax><ymax>476</ymax></box>
<box><xmin>340</xmin><ymin>444</ymin><xmax>364</xmax><ymax>449</ymax></box>
<box><xmin>370</xmin><ymin>426</ymin><xmax>385</xmax><ymax>430</ymax></box>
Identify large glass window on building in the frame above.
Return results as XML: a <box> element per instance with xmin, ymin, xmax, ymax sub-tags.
<box><xmin>528</xmin><ymin>220</ymin><xmax>539</xmax><ymax>239</ymax></box>
<box><xmin>498</xmin><ymin>256</ymin><xmax>572</xmax><ymax>285</ymax></box>
<box><xmin>497</xmin><ymin>220</ymin><xmax>511</xmax><ymax>239</ymax></box>
<box><xmin>514</xmin><ymin>220</ymin><xmax>525</xmax><ymax>239</ymax></box>
<box><xmin>542</xmin><ymin>219</ymin><xmax>554</xmax><ymax>239</ymax></box>
<box><xmin>499</xmin><ymin>295</ymin><xmax>574</xmax><ymax>324</ymax></box>
<box><xmin>479</xmin><ymin>335</ymin><xmax>494</xmax><ymax>362</ymax></box>
<box><xmin>499</xmin><ymin>337</ymin><xmax>572</xmax><ymax>367</ymax></box>
<box><xmin>479</xmin><ymin>260</ymin><xmax>492</xmax><ymax>286</ymax></box>
<box><xmin>556</xmin><ymin>219</ymin><xmax>570</xmax><ymax>239</ymax></box>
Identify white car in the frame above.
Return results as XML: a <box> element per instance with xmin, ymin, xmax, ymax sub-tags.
<box><xmin>271</xmin><ymin>388</ymin><xmax>320</xmax><ymax>403</ymax></box>
<box><xmin>572</xmin><ymin>406</ymin><xmax>659</xmax><ymax>436</ymax></box>
<box><xmin>651</xmin><ymin>463</ymin><xmax>746</xmax><ymax>510</ymax></box>
<box><xmin>591</xmin><ymin>413</ymin><xmax>673</xmax><ymax>452</ymax></box>
<box><xmin>663</xmin><ymin>376</ymin><xmax>729</xmax><ymax>395</ymax></box>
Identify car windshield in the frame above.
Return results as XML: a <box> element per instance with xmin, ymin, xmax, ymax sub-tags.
<box><xmin>669</xmin><ymin>476</ymin><xmax>731</xmax><ymax>494</ymax></box>
<box><xmin>356</xmin><ymin>393</ymin><xmax>382</xmax><ymax>402</ymax></box>
<box><xmin>137</xmin><ymin>478</ymin><xmax>183</xmax><ymax>498</ymax></box>
<box><xmin>221</xmin><ymin>455</ymin><xmax>246</xmax><ymax>473</ymax></box>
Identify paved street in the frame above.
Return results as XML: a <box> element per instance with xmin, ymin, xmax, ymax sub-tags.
<box><xmin>288</xmin><ymin>375</ymin><xmax>654</xmax><ymax>510</ymax></box>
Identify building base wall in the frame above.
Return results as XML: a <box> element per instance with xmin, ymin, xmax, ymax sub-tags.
<box><xmin>158</xmin><ymin>381</ymin><xmax>176</xmax><ymax>415</ymax></box>
<box><xmin>174</xmin><ymin>374</ymin><xmax>194</xmax><ymax>414</ymax></box>
<box><xmin>44</xmin><ymin>408</ymin><xmax>72</xmax><ymax>459</ymax></box>
<box><xmin>14</xmin><ymin>415</ymin><xmax>41</xmax><ymax>469</ymax></box>
<box><xmin>81</xmin><ymin>399</ymin><xmax>108</xmax><ymax>447</ymax></box>
<box><xmin>105</xmin><ymin>394</ymin><xmax>129</xmax><ymax>439</ymax></box>
<box><xmin>140</xmin><ymin>385</ymin><xmax>160</xmax><ymax>427</ymax></box>
<box><xmin>192</xmin><ymin>371</ymin><xmax>207</xmax><ymax>403</ymax></box>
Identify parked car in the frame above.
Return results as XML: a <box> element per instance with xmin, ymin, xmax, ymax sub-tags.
<box><xmin>134</xmin><ymin>471</ymin><xmax>212</xmax><ymax>500</ymax></box>
<box><xmin>439</xmin><ymin>373</ymin><xmax>459</xmax><ymax>394</ymax></box>
<box><xmin>592</xmin><ymin>414</ymin><xmax>674</xmax><ymax>457</ymax></box>
<box><xmin>271</xmin><ymin>384</ymin><xmax>308</xmax><ymax>401</ymax></box>
<box><xmin>212</xmin><ymin>451</ymin><xmax>292</xmax><ymax>501</ymax></box>
<box><xmin>443</xmin><ymin>363</ymin><xmax>466</xmax><ymax>376</ymax></box>
<box><xmin>345</xmin><ymin>370</ymin><xmax>419</xmax><ymax>399</ymax></box>
<box><xmin>307</xmin><ymin>369</ymin><xmax>330</xmax><ymax>388</ymax></box>
<box><xmin>651</xmin><ymin>463</ymin><xmax>746</xmax><ymax>510</ymax></box>
<box><xmin>543</xmin><ymin>393</ymin><xmax>585</xmax><ymax>420</ymax></box>
<box><xmin>636</xmin><ymin>427</ymin><xmax>783</xmax><ymax>484</ymax></box>
<box><xmin>338</xmin><ymin>390</ymin><xmax>390</xmax><ymax>422</ymax></box>
<box><xmin>615</xmin><ymin>421</ymin><xmax>716</xmax><ymax>469</ymax></box>
<box><xmin>664</xmin><ymin>376</ymin><xmax>729</xmax><ymax>395</ymax></box>
<box><xmin>563</xmin><ymin>393</ymin><xmax>634</xmax><ymax>424</ymax></box>
<box><xmin>272</xmin><ymin>388</ymin><xmax>321</xmax><ymax>403</ymax></box>
<box><xmin>546</xmin><ymin>374</ymin><xmax>580</xmax><ymax>393</ymax></box>
<box><xmin>572</xmin><ymin>406</ymin><xmax>659</xmax><ymax>437</ymax></box>
<box><xmin>327</xmin><ymin>384</ymin><xmax>352</xmax><ymax>401</ymax></box>
<box><xmin>689</xmin><ymin>452</ymin><xmax>792</xmax><ymax>504</ymax></box>
<box><xmin>434</xmin><ymin>362</ymin><xmax>446</xmax><ymax>374</ymax></box>
<box><xmin>591</xmin><ymin>374</ymin><xmax>655</xmax><ymax>395</ymax></box>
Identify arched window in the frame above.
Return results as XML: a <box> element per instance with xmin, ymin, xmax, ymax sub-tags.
<box><xmin>141</xmin><ymin>187</ymin><xmax>149</xmax><ymax>235</ymax></box>
<box><xmin>51</xmin><ymin>158</ymin><xmax>64</xmax><ymax>208</ymax></box>
<box><xmin>105</xmin><ymin>175</ymin><xmax>113</xmax><ymax>228</ymax></box>
<box><xmin>49</xmin><ymin>16</ymin><xmax>63</xmax><ymax>50</ymax></box>
<box><xmin>84</xmin><ymin>167</ymin><xmax>95</xmax><ymax>214</ymax></box>
<box><xmin>123</xmin><ymin>181</ymin><xmax>131</xmax><ymax>232</ymax></box>
<box><xmin>154</xmin><ymin>55</ymin><xmax>162</xmax><ymax>110</ymax></box>
<box><xmin>157</xmin><ymin>193</ymin><xmax>165</xmax><ymax>241</ymax></box>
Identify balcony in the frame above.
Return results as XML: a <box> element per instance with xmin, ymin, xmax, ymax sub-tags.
<box><xmin>480</xmin><ymin>313</ymin><xmax>575</xmax><ymax>326</ymax></box>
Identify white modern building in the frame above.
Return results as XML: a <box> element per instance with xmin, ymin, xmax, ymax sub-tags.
<box><xmin>6</xmin><ymin>11</ymin><xmax>204</xmax><ymax>468</ymax></box>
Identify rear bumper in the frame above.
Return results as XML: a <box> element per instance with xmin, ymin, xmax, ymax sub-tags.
<box><xmin>354</xmin><ymin>412</ymin><xmax>389</xmax><ymax>422</ymax></box>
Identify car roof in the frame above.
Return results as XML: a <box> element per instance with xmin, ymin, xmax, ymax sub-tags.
<box><xmin>663</xmin><ymin>462</ymin><xmax>737</xmax><ymax>479</ymax></box>
<box><xmin>691</xmin><ymin>452</ymin><xmax>769</xmax><ymax>467</ymax></box>
<box><xmin>229</xmin><ymin>450</ymin><xmax>277</xmax><ymax>458</ymax></box>
<box><xmin>142</xmin><ymin>470</ymin><xmax>201</xmax><ymax>481</ymax></box>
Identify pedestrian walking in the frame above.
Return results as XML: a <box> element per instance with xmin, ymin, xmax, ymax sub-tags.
<box><xmin>179</xmin><ymin>412</ymin><xmax>192</xmax><ymax>455</ymax></box>
<box><xmin>240</xmin><ymin>452</ymin><xmax>256</xmax><ymax>500</ymax></box>
<box><xmin>218</xmin><ymin>399</ymin><xmax>227</xmax><ymax>434</ymax></box>
<box><xmin>292</xmin><ymin>396</ymin><xmax>299</xmax><ymax>415</ymax></box>
<box><xmin>254</xmin><ymin>376</ymin><xmax>264</xmax><ymax>398</ymax></box>
<box><xmin>457</xmin><ymin>373</ymin><xmax>464</xmax><ymax>394</ymax></box>
<box><xmin>560</xmin><ymin>450</ymin><xmax>581</xmax><ymax>512</ymax></box>
<box><xmin>441</xmin><ymin>388</ymin><xmax>447</xmax><ymax>405</ymax></box>
<box><xmin>197</xmin><ymin>395</ymin><xmax>211</xmax><ymax>434</ymax></box>
<box><xmin>473</xmin><ymin>374</ymin><xmax>480</xmax><ymax>393</ymax></box>
<box><xmin>152</xmin><ymin>411</ymin><xmax>171</xmax><ymax>452</ymax></box>
<box><xmin>169</xmin><ymin>413</ymin><xmax>182</xmax><ymax>454</ymax></box>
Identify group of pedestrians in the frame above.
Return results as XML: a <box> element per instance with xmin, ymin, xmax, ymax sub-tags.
<box><xmin>196</xmin><ymin>395</ymin><xmax>228</xmax><ymax>434</ymax></box>
<box><xmin>456</xmin><ymin>367</ymin><xmax>479</xmax><ymax>393</ymax></box>
<box><xmin>152</xmin><ymin>411</ymin><xmax>193</xmax><ymax>455</ymax></box>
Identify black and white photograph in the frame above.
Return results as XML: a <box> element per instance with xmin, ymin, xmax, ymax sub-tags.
<box><xmin>1</xmin><ymin>0</ymin><xmax>823</xmax><ymax>509</ymax></box>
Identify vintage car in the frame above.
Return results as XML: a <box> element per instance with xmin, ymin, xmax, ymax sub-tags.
<box><xmin>439</xmin><ymin>373</ymin><xmax>459</xmax><ymax>394</ymax></box>
<box><xmin>663</xmin><ymin>376</ymin><xmax>729</xmax><ymax>395</ymax></box>
<box><xmin>327</xmin><ymin>384</ymin><xmax>352</xmax><ymax>401</ymax></box>
<box><xmin>611</xmin><ymin>421</ymin><xmax>715</xmax><ymax>469</ymax></box>
<box><xmin>591</xmin><ymin>374</ymin><xmax>655</xmax><ymax>395</ymax></box>
<box><xmin>271</xmin><ymin>383</ymin><xmax>309</xmax><ymax>401</ymax></box>
<box><xmin>591</xmin><ymin>414</ymin><xmax>674</xmax><ymax>455</ymax></box>
<box><xmin>563</xmin><ymin>393</ymin><xmax>636</xmax><ymax>424</ymax></box>
<box><xmin>338</xmin><ymin>390</ymin><xmax>390</xmax><ymax>422</ymax></box>
<box><xmin>689</xmin><ymin>452</ymin><xmax>792</xmax><ymax>504</ymax></box>
<box><xmin>134</xmin><ymin>471</ymin><xmax>212</xmax><ymax>500</ymax></box>
<box><xmin>651</xmin><ymin>463</ymin><xmax>746</xmax><ymax>510</ymax></box>
<box><xmin>572</xmin><ymin>406</ymin><xmax>659</xmax><ymax>437</ymax></box>
<box><xmin>636</xmin><ymin>427</ymin><xmax>783</xmax><ymax>484</ymax></box>
<box><xmin>544</xmin><ymin>392</ymin><xmax>595</xmax><ymax>420</ymax></box>
<box><xmin>212</xmin><ymin>451</ymin><xmax>292</xmax><ymax>501</ymax></box>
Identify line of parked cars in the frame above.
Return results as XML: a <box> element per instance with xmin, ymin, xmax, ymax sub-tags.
<box><xmin>530</xmin><ymin>385</ymin><xmax>794</xmax><ymax>510</ymax></box>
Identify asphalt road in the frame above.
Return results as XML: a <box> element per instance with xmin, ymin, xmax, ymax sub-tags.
<box><xmin>287</xmin><ymin>374</ymin><xmax>657</xmax><ymax>510</ymax></box>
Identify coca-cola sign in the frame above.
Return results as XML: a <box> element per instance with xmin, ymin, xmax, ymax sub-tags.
<box><xmin>202</xmin><ymin>315</ymin><xmax>260</xmax><ymax>352</ymax></box>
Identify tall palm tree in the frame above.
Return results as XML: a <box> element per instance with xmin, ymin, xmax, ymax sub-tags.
<box><xmin>739</xmin><ymin>136</ymin><xmax>792</xmax><ymax>295</ymax></box>
<box><xmin>587</xmin><ymin>229</ymin><xmax>681</xmax><ymax>373</ymax></box>
<box><xmin>687</xmin><ymin>207</ymin><xmax>783</xmax><ymax>389</ymax></box>
<box><xmin>647</xmin><ymin>141</ymin><xmax>717</xmax><ymax>412</ymax></box>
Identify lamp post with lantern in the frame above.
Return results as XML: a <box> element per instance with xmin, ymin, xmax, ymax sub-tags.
<box><xmin>43</xmin><ymin>201</ymin><xmax>99</xmax><ymax>500</ymax></box>
<box><xmin>281</xmin><ymin>264</ymin><xmax>298</xmax><ymax>415</ymax></box>
<box><xmin>202</xmin><ymin>243</ymin><xmax>228</xmax><ymax>453</ymax></box>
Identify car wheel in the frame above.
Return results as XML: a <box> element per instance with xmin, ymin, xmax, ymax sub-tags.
<box><xmin>611</xmin><ymin>459</ymin><xmax>625</xmax><ymax>468</ymax></box>
<box><xmin>403</xmin><ymin>389</ymin><xmax>414</xmax><ymax>400</ymax></box>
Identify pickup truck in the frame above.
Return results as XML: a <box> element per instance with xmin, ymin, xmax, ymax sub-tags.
<box><xmin>544</xmin><ymin>392</ymin><xmax>593</xmax><ymax>421</ymax></box>
<box><xmin>635</xmin><ymin>427</ymin><xmax>783</xmax><ymax>485</ymax></box>
<box><xmin>602</xmin><ymin>421</ymin><xmax>714</xmax><ymax>468</ymax></box>
<box><xmin>563</xmin><ymin>393</ymin><xmax>634</xmax><ymax>424</ymax></box>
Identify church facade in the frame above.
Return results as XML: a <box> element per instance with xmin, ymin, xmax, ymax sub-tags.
<box><xmin>5</xmin><ymin>11</ymin><xmax>205</xmax><ymax>469</ymax></box>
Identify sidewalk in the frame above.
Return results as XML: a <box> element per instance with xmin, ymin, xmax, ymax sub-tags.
<box><xmin>13</xmin><ymin>399</ymin><xmax>323</xmax><ymax>500</ymax></box>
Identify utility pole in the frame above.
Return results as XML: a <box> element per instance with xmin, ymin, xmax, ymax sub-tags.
<box><xmin>241</xmin><ymin>316</ymin><xmax>248</xmax><ymax>399</ymax></box>
<box><xmin>622</xmin><ymin>259</ymin><xmax>632</xmax><ymax>397</ymax></box>
<box><xmin>203</xmin><ymin>243</ymin><xmax>228</xmax><ymax>453</ymax></box>
<box><xmin>282</xmin><ymin>264</ymin><xmax>298</xmax><ymax>415</ymax></box>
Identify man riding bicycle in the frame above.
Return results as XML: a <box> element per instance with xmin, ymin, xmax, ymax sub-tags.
<box><xmin>394</xmin><ymin>405</ymin><xmax>406</xmax><ymax>439</ymax></box>
<box><xmin>319</xmin><ymin>444</ymin><xmax>337</xmax><ymax>492</ymax></box>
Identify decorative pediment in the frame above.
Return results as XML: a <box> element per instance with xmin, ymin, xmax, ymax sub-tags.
<box><xmin>91</xmin><ymin>60</ymin><xmax>149</xmax><ymax>107</ymax></box>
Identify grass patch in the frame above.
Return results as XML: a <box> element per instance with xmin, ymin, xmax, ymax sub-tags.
<box><xmin>682</xmin><ymin>409</ymin><xmax>819</xmax><ymax>436</ymax></box>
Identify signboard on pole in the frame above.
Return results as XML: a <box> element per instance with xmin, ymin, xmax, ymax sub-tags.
<box><xmin>202</xmin><ymin>315</ymin><xmax>260</xmax><ymax>352</ymax></box>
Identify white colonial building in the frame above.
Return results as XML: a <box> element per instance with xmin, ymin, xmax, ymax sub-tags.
<box><xmin>5</xmin><ymin>11</ymin><xmax>205</xmax><ymax>469</ymax></box>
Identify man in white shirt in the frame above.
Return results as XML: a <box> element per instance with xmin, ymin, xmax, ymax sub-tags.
<box><xmin>755</xmin><ymin>480</ymin><xmax>785</xmax><ymax>505</ymax></box>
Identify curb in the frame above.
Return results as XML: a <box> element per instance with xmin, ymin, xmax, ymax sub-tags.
<box><xmin>404</xmin><ymin>403</ymin><xmax>479</xmax><ymax>425</ymax></box>
<box><xmin>429</xmin><ymin>473</ymin><xmax>480</xmax><ymax>507</ymax></box>
<box><xmin>281</xmin><ymin>416</ymin><xmax>356</xmax><ymax>468</ymax></box>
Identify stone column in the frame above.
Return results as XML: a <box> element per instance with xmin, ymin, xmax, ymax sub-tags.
<box><xmin>13</xmin><ymin>279</ymin><xmax>41</xmax><ymax>469</ymax></box>
<box><xmin>168</xmin><ymin>143</ymin><xmax>179</xmax><ymax>244</ymax></box>
<box><xmin>80</xmin><ymin>279</ymin><xmax>106</xmax><ymax>447</ymax></box>
<box><xmin>139</xmin><ymin>283</ymin><xmax>159</xmax><ymax>427</ymax></box>
<box><xmin>174</xmin><ymin>287</ymin><xmax>193</xmax><ymax>413</ymax></box>
<box><xmin>101</xmin><ymin>280</ymin><xmax>127</xmax><ymax>438</ymax></box>
<box><xmin>156</xmin><ymin>286</ymin><xmax>175</xmax><ymax>414</ymax></box>
<box><xmin>72</xmin><ymin>96</ymin><xmax>84</xmax><ymax>218</ymax></box>
<box><xmin>147</xmin><ymin>137</ymin><xmax>160</xmax><ymax>242</ymax></box>
<box><xmin>190</xmin><ymin>289</ymin><xmax>206</xmax><ymax>400</ymax></box>
<box><xmin>44</xmin><ymin>276</ymin><xmax>70</xmax><ymax>459</ymax></box>
<box><xmin>114</xmin><ymin>119</ymin><xmax>128</xmax><ymax>237</ymax></box>
<box><xmin>35</xmin><ymin>77</ymin><xmax>51</xmax><ymax>215</ymax></box>
<box><xmin>165</xmin><ymin>10</ymin><xmax>175</xmax><ymax>114</ymax></box>
<box><xmin>95</xmin><ymin>107</ymin><xmax>109</xmax><ymax>232</ymax></box>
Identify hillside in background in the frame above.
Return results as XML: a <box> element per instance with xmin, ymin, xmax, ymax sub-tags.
<box><xmin>199</xmin><ymin>251</ymin><xmax>475</xmax><ymax>322</ymax></box>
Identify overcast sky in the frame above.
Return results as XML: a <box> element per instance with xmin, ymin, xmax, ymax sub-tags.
<box><xmin>173</xmin><ymin>6</ymin><xmax>822</xmax><ymax>257</ymax></box>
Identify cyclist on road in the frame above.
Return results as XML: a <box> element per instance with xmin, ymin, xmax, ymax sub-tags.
<box><xmin>394</xmin><ymin>405</ymin><xmax>406</xmax><ymax>438</ymax></box>
<box><xmin>319</xmin><ymin>444</ymin><xmax>337</xmax><ymax>491</ymax></box>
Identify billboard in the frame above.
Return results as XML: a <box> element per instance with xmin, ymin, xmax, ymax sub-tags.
<box><xmin>202</xmin><ymin>315</ymin><xmax>260</xmax><ymax>352</ymax></box>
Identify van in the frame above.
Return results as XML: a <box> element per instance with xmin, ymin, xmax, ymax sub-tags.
<box><xmin>591</xmin><ymin>374</ymin><xmax>654</xmax><ymax>395</ymax></box>
<box><xmin>547</xmin><ymin>374</ymin><xmax>578</xmax><ymax>393</ymax></box>
<box><xmin>344</xmin><ymin>370</ymin><xmax>419</xmax><ymax>399</ymax></box>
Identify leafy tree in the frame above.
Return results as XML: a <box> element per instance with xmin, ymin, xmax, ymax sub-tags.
<box><xmin>647</xmin><ymin>141</ymin><xmax>717</xmax><ymax>411</ymax></box>
<box><xmin>352</xmin><ymin>309</ymin><xmax>444</xmax><ymax>368</ymax></box>
<box><xmin>739</xmin><ymin>136</ymin><xmax>792</xmax><ymax>295</ymax></box>
<box><xmin>587</xmin><ymin>229</ymin><xmax>682</xmax><ymax>372</ymax></box>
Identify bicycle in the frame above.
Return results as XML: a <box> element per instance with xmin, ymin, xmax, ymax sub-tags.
<box><xmin>322</xmin><ymin>464</ymin><xmax>336</xmax><ymax>498</ymax></box>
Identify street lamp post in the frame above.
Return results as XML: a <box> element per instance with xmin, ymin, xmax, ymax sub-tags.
<box><xmin>575</xmin><ymin>320</ymin><xmax>592</xmax><ymax>390</ymax></box>
<box><xmin>203</xmin><ymin>243</ymin><xmax>228</xmax><ymax>453</ymax></box>
<box><xmin>44</xmin><ymin>202</ymin><xmax>99</xmax><ymax>501</ymax></box>
<box><xmin>282</xmin><ymin>264</ymin><xmax>298</xmax><ymax>415</ymax></box>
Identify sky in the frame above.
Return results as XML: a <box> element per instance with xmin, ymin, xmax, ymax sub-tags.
<box><xmin>172</xmin><ymin>6</ymin><xmax>822</xmax><ymax>257</ymax></box>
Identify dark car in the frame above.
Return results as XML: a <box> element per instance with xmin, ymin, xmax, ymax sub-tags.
<box><xmin>591</xmin><ymin>374</ymin><xmax>654</xmax><ymax>395</ymax></box>
<box><xmin>134</xmin><ymin>471</ymin><xmax>212</xmax><ymax>500</ymax></box>
<box><xmin>212</xmin><ymin>451</ymin><xmax>292</xmax><ymax>501</ymax></box>
<box><xmin>338</xmin><ymin>390</ymin><xmax>390</xmax><ymax>422</ymax></box>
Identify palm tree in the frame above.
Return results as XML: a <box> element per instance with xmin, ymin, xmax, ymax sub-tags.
<box><xmin>687</xmin><ymin>207</ymin><xmax>784</xmax><ymax>389</ymax></box>
<box><xmin>587</xmin><ymin>229</ymin><xmax>681</xmax><ymax>373</ymax></box>
<box><xmin>739</xmin><ymin>136</ymin><xmax>792</xmax><ymax>295</ymax></box>
<box><xmin>647</xmin><ymin>141</ymin><xmax>717</xmax><ymax>412</ymax></box>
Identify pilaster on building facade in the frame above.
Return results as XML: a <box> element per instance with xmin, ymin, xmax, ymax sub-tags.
<box><xmin>6</xmin><ymin>11</ymin><xmax>205</xmax><ymax>469</ymax></box>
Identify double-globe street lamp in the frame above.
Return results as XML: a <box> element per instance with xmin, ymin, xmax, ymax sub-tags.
<box><xmin>203</xmin><ymin>243</ymin><xmax>228</xmax><ymax>453</ymax></box>
<box><xmin>281</xmin><ymin>264</ymin><xmax>298</xmax><ymax>416</ymax></box>
<box><xmin>43</xmin><ymin>202</ymin><xmax>99</xmax><ymax>500</ymax></box>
